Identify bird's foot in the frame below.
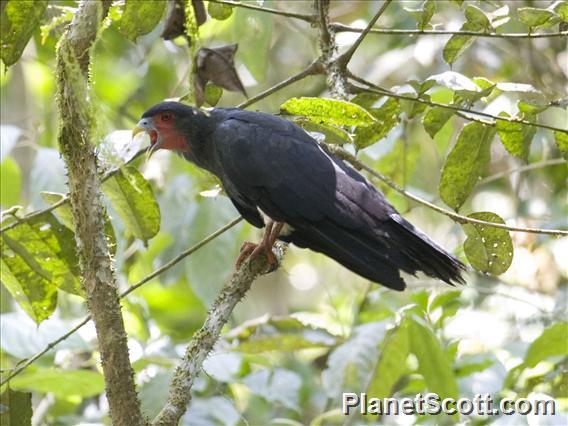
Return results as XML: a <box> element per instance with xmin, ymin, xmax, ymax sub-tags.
<box><xmin>235</xmin><ymin>241</ymin><xmax>277</xmax><ymax>270</ymax></box>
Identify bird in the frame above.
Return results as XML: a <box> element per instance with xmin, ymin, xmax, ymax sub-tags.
<box><xmin>133</xmin><ymin>101</ymin><xmax>466</xmax><ymax>290</ymax></box>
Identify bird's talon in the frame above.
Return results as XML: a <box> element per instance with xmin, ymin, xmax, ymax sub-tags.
<box><xmin>235</xmin><ymin>242</ymin><xmax>278</xmax><ymax>270</ymax></box>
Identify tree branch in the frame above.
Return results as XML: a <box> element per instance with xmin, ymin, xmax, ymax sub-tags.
<box><xmin>332</xmin><ymin>23</ymin><xmax>568</xmax><ymax>39</ymax></box>
<box><xmin>479</xmin><ymin>158</ymin><xmax>566</xmax><ymax>185</ymax></box>
<box><xmin>336</xmin><ymin>0</ymin><xmax>392</xmax><ymax>67</ymax></box>
<box><xmin>323</xmin><ymin>143</ymin><xmax>568</xmax><ymax>236</ymax></box>
<box><xmin>209</xmin><ymin>0</ymin><xmax>314</xmax><ymax>22</ymax></box>
<box><xmin>55</xmin><ymin>2</ymin><xmax>145</xmax><ymax>424</ymax></box>
<box><xmin>152</xmin><ymin>243</ymin><xmax>286</xmax><ymax>425</ymax></box>
<box><xmin>0</xmin><ymin>217</ymin><xmax>243</xmax><ymax>387</ymax></box>
<box><xmin>348</xmin><ymin>75</ymin><xmax>568</xmax><ymax>135</ymax></box>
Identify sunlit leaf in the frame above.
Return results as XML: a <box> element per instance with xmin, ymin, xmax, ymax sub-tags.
<box><xmin>367</xmin><ymin>320</ymin><xmax>410</xmax><ymax>397</ymax></box>
<box><xmin>455</xmin><ymin>357</ymin><xmax>494</xmax><ymax>377</ymax></box>
<box><xmin>496</xmin><ymin>112</ymin><xmax>535</xmax><ymax>162</ymax></box>
<box><xmin>10</xmin><ymin>369</ymin><xmax>105</xmax><ymax>398</ymax></box>
<box><xmin>0</xmin><ymin>388</ymin><xmax>32</xmax><ymax>426</ymax></box>
<box><xmin>225</xmin><ymin>315</ymin><xmax>337</xmax><ymax>353</ymax></box>
<box><xmin>207</xmin><ymin>1</ymin><xmax>233</xmax><ymax>20</ymax></box>
<box><xmin>427</xmin><ymin>71</ymin><xmax>479</xmax><ymax>92</ymax></box>
<box><xmin>407</xmin><ymin>316</ymin><xmax>459</xmax><ymax>400</ymax></box>
<box><xmin>204</xmin><ymin>84</ymin><xmax>223</xmax><ymax>106</ymax></box>
<box><xmin>518</xmin><ymin>7</ymin><xmax>560</xmax><ymax>30</ymax></box>
<box><xmin>423</xmin><ymin>107</ymin><xmax>454</xmax><ymax>138</ymax></box>
<box><xmin>442</xmin><ymin>22</ymin><xmax>481</xmax><ymax>65</ymax></box>
<box><xmin>524</xmin><ymin>322</ymin><xmax>568</xmax><ymax>367</ymax></box>
<box><xmin>464</xmin><ymin>4</ymin><xmax>491</xmax><ymax>29</ymax></box>
<box><xmin>281</xmin><ymin>97</ymin><xmax>377</xmax><ymax>128</ymax></box>
<box><xmin>353</xmin><ymin>98</ymin><xmax>400</xmax><ymax>149</ymax></box>
<box><xmin>462</xmin><ymin>211</ymin><xmax>513</xmax><ymax>276</ymax></box>
<box><xmin>555</xmin><ymin>2</ymin><xmax>568</xmax><ymax>23</ymax></box>
<box><xmin>0</xmin><ymin>157</ymin><xmax>21</xmax><ymax>208</ymax></box>
<box><xmin>119</xmin><ymin>0</ymin><xmax>167</xmax><ymax>42</ymax></box>
<box><xmin>0</xmin><ymin>0</ymin><xmax>48</xmax><ymax>67</ymax></box>
<box><xmin>554</xmin><ymin>130</ymin><xmax>568</xmax><ymax>160</ymax></box>
<box><xmin>102</xmin><ymin>166</ymin><xmax>160</xmax><ymax>242</ymax></box>
<box><xmin>487</xmin><ymin>5</ymin><xmax>510</xmax><ymax>28</ymax></box>
<box><xmin>518</xmin><ymin>100</ymin><xmax>549</xmax><ymax>115</ymax></box>
<box><xmin>439</xmin><ymin>122</ymin><xmax>495</xmax><ymax>210</ymax></box>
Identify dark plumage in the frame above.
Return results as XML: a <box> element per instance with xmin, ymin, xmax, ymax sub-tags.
<box><xmin>134</xmin><ymin>101</ymin><xmax>466</xmax><ymax>290</ymax></box>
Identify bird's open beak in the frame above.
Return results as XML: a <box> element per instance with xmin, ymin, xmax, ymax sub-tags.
<box><xmin>133</xmin><ymin>118</ymin><xmax>161</xmax><ymax>160</ymax></box>
<box><xmin>132</xmin><ymin>125</ymin><xmax>145</xmax><ymax>139</ymax></box>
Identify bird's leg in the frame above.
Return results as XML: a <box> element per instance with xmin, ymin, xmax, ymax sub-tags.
<box><xmin>235</xmin><ymin>220</ymin><xmax>284</xmax><ymax>269</ymax></box>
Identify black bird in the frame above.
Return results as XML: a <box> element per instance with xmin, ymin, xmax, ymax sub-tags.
<box><xmin>133</xmin><ymin>101</ymin><xmax>465</xmax><ymax>290</ymax></box>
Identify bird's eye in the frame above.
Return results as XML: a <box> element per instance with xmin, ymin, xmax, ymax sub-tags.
<box><xmin>161</xmin><ymin>113</ymin><xmax>172</xmax><ymax>122</ymax></box>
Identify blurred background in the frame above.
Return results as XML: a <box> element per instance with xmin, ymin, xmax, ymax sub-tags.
<box><xmin>1</xmin><ymin>1</ymin><xmax>567</xmax><ymax>424</ymax></box>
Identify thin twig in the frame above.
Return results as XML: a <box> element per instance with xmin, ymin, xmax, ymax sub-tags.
<box><xmin>237</xmin><ymin>59</ymin><xmax>323</xmax><ymax>109</ymax></box>
<box><xmin>0</xmin><ymin>217</ymin><xmax>243</xmax><ymax>386</ymax></box>
<box><xmin>480</xmin><ymin>159</ymin><xmax>566</xmax><ymax>185</ymax></box>
<box><xmin>209</xmin><ymin>0</ymin><xmax>314</xmax><ymax>22</ymax></box>
<box><xmin>336</xmin><ymin>0</ymin><xmax>392</xmax><ymax>67</ymax></box>
<box><xmin>348</xmin><ymin>74</ymin><xmax>568</xmax><ymax>135</ymax></box>
<box><xmin>332</xmin><ymin>23</ymin><xmax>568</xmax><ymax>39</ymax></box>
<box><xmin>324</xmin><ymin>143</ymin><xmax>568</xmax><ymax>236</ymax></box>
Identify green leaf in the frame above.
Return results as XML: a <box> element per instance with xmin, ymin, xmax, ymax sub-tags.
<box><xmin>9</xmin><ymin>369</ymin><xmax>104</xmax><ymax>398</ymax></box>
<box><xmin>554</xmin><ymin>130</ymin><xmax>568</xmax><ymax>160</ymax></box>
<box><xmin>439</xmin><ymin>122</ymin><xmax>495</xmax><ymax>210</ymax></box>
<box><xmin>377</xmin><ymin>140</ymin><xmax>420</xmax><ymax>190</ymax></box>
<box><xmin>0</xmin><ymin>157</ymin><xmax>21</xmax><ymax>208</ymax></box>
<box><xmin>207</xmin><ymin>1</ymin><xmax>233</xmax><ymax>20</ymax></box>
<box><xmin>293</xmin><ymin>118</ymin><xmax>353</xmax><ymax>145</ymax></box>
<box><xmin>462</xmin><ymin>211</ymin><xmax>513</xmax><ymax>276</ymax></box>
<box><xmin>102</xmin><ymin>166</ymin><xmax>160</xmax><ymax>242</ymax></box>
<box><xmin>404</xmin><ymin>0</ymin><xmax>436</xmax><ymax>30</ymax></box>
<box><xmin>204</xmin><ymin>84</ymin><xmax>223</xmax><ymax>107</ymax></box>
<box><xmin>40</xmin><ymin>191</ymin><xmax>118</xmax><ymax>256</ymax></box>
<box><xmin>518</xmin><ymin>7</ymin><xmax>560</xmax><ymax>30</ymax></box>
<box><xmin>518</xmin><ymin>100</ymin><xmax>549</xmax><ymax>115</ymax></box>
<box><xmin>555</xmin><ymin>2</ymin><xmax>568</xmax><ymax>23</ymax></box>
<box><xmin>496</xmin><ymin>113</ymin><xmax>535</xmax><ymax>162</ymax></box>
<box><xmin>407</xmin><ymin>316</ymin><xmax>458</xmax><ymax>399</ymax></box>
<box><xmin>464</xmin><ymin>5</ymin><xmax>491</xmax><ymax>30</ymax></box>
<box><xmin>119</xmin><ymin>0</ymin><xmax>167</xmax><ymax>42</ymax></box>
<box><xmin>427</xmin><ymin>71</ymin><xmax>479</xmax><ymax>92</ymax></box>
<box><xmin>367</xmin><ymin>320</ymin><xmax>410</xmax><ymax>398</ymax></box>
<box><xmin>225</xmin><ymin>315</ymin><xmax>337</xmax><ymax>353</ymax></box>
<box><xmin>353</xmin><ymin>98</ymin><xmax>400</xmax><ymax>149</ymax></box>
<box><xmin>524</xmin><ymin>322</ymin><xmax>568</xmax><ymax>368</ymax></box>
<box><xmin>423</xmin><ymin>107</ymin><xmax>454</xmax><ymax>139</ymax></box>
<box><xmin>281</xmin><ymin>97</ymin><xmax>377</xmax><ymax>128</ymax></box>
<box><xmin>455</xmin><ymin>357</ymin><xmax>495</xmax><ymax>377</ymax></box>
<box><xmin>443</xmin><ymin>22</ymin><xmax>481</xmax><ymax>65</ymax></box>
<box><xmin>0</xmin><ymin>388</ymin><xmax>32</xmax><ymax>426</ymax></box>
<box><xmin>0</xmin><ymin>0</ymin><xmax>47</xmax><ymax>67</ymax></box>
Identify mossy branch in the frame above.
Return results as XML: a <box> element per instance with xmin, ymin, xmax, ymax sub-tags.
<box><xmin>55</xmin><ymin>2</ymin><xmax>146</xmax><ymax>425</ymax></box>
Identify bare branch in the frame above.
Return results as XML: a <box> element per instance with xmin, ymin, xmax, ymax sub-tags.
<box><xmin>332</xmin><ymin>23</ymin><xmax>568</xmax><ymax>39</ymax></box>
<box><xmin>209</xmin><ymin>0</ymin><xmax>314</xmax><ymax>22</ymax></box>
<box><xmin>0</xmin><ymin>217</ymin><xmax>243</xmax><ymax>386</ymax></box>
<box><xmin>153</xmin><ymin>243</ymin><xmax>286</xmax><ymax>425</ymax></box>
<box><xmin>480</xmin><ymin>158</ymin><xmax>566</xmax><ymax>185</ymax></box>
<box><xmin>324</xmin><ymin>143</ymin><xmax>568</xmax><ymax>236</ymax></box>
<box><xmin>336</xmin><ymin>0</ymin><xmax>393</xmax><ymax>67</ymax></box>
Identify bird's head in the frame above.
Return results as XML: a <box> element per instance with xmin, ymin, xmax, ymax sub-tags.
<box><xmin>132</xmin><ymin>101</ymin><xmax>199</xmax><ymax>157</ymax></box>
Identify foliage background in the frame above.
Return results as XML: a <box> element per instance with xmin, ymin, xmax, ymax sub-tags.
<box><xmin>0</xmin><ymin>0</ymin><xmax>567</xmax><ymax>425</ymax></box>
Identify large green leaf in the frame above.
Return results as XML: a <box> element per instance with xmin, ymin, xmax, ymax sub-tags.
<box><xmin>208</xmin><ymin>1</ymin><xmax>233</xmax><ymax>20</ymax></box>
<box><xmin>439</xmin><ymin>122</ymin><xmax>495</xmax><ymax>210</ymax></box>
<box><xmin>554</xmin><ymin>130</ymin><xmax>568</xmax><ymax>160</ymax></box>
<box><xmin>281</xmin><ymin>97</ymin><xmax>377</xmax><ymax>128</ymax></box>
<box><xmin>443</xmin><ymin>21</ymin><xmax>481</xmax><ymax>65</ymax></box>
<box><xmin>0</xmin><ymin>388</ymin><xmax>32</xmax><ymax>426</ymax></box>
<box><xmin>518</xmin><ymin>7</ymin><xmax>560</xmax><ymax>30</ymax></box>
<box><xmin>102</xmin><ymin>166</ymin><xmax>160</xmax><ymax>242</ymax></box>
<box><xmin>0</xmin><ymin>0</ymin><xmax>48</xmax><ymax>67</ymax></box>
<box><xmin>462</xmin><ymin>212</ymin><xmax>513</xmax><ymax>276</ymax></box>
<box><xmin>9</xmin><ymin>369</ymin><xmax>104</xmax><ymax>399</ymax></box>
<box><xmin>1</xmin><ymin>211</ymin><xmax>85</xmax><ymax>322</ymax></box>
<box><xmin>524</xmin><ymin>322</ymin><xmax>568</xmax><ymax>368</ymax></box>
<box><xmin>119</xmin><ymin>0</ymin><xmax>167</xmax><ymax>42</ymax></box>
<box><xmin>407</xmin><ymin>316</ymin><xmax>458</xmax><ymax>400</ymax></box>
<box><xmin>366</xmin><ymin>320</ymin><xmax>410</xmax><ymax>398</ymax></box>
<box><xmin>352</xmin><ymin>97</ymin><xmax>400</xmax><ymax>149</ymax></box>
<box><xmin>225</xmin><ymin>315</ymin><xmax>337</xmax><ymax>353</ymax></box>
<box><xmin>294</xmin><ymin>119</ymin><xmax>353</xmax><ymax>145</ymax></box>
<box><xmin>423</xmin><ymin>107</ymin><xmax>454</xmax><ymax>139</ymax></box>
<box><xmin>404</xmin><ymin>0</ymin><xmax>436</xmax><ymax>30</ymax></box>
<box><xmin>496</xmin><ymin>113</ymin><xmax>536</xmax><ymax>162</ymax></box>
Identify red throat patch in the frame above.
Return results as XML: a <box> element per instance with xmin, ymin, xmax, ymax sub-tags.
<box><xmin>154</xmin><ymin>121</ymin><xmax>190</xmax><ymax>153</ymax></box>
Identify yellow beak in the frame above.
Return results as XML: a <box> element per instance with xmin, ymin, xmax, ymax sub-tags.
<box><xmin>132</xmin><ymin>125</ymin><xmax>145</xmax><ymax>139</ymax></box>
